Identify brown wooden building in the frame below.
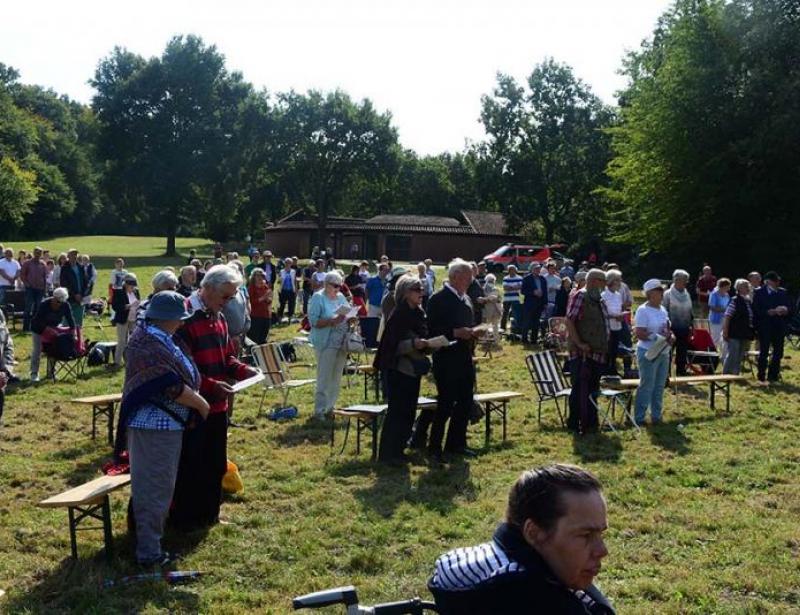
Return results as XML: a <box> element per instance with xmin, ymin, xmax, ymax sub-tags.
<box><xmin>263</xmin><ymin>210</ymin><xmax>522</xmax><ymax>263</ymax></box>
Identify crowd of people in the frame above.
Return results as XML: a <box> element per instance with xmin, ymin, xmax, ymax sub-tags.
<box><xmin>0</xmin><ymin>240</ymin><xmax>795</xmax><ymax>596</ymax></box>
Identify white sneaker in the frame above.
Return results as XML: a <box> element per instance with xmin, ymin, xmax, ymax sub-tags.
<box><xmin>30</xmin><ymin>374</ymin><xmax>40</xmax><ymax>383</ymax></box>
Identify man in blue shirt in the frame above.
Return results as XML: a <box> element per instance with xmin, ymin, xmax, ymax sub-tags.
<box><xmin>752</xmin><ymin>271</ymin><xmax>791</xmax><ymax>383</ymax></box>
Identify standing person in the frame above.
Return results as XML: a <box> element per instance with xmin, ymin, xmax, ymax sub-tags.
<box><xmin>418</xmin><ymin>259</ymin><xmax>479</xmax><ymax>461</ymax></box>
<box><xmin>276</xmin><ymin>258</ymin><xmax>298</xmax><ymax>323</ymax></box>
<box><xmin>51</xmin><ymin>253</ymin><xmax>67</xmax><ymax>293</ymax></box>
<box><xmin>177</xmin><ymin>266</ymin><xmax>197</xmax><ymax>298</ymax></box>
<box><xmin>308</xmin><ymin>272</ymin><xmax>351</xmax><ymax>418</ymax></box>
<box><xmin>247</xmin><ymin>269</ymin><xmax>272</xmax><ymax>344</ymax></box>
<box><xmin>416</xmin><ymin>262</ymin><xmax>433</xmax><ymax>311</ymax></box>
<box><xmin>45</xmin><ymin>259</ymin><xmax>56</xmax><ymax>293</ymax></box>
<box><xmin>559</xmin><ymin>259</ymin><xmax>575</xmax><ymax>281</ymax></box>
<box><xmin>429</xmin><ymin>464</ymin><xmax>614</xmax><ymax>614</ymax></box>
<box><xmin>0</xmin><ymin>248</ymin><xmax>20</xmax><ymax>305</ymax></box>
<box><xmin>221</xmin><ymin>264</ymin><xmax>251</xmax><ymax>358</ymax></box>
<box><xmin>501</xmin><ymin>264</ymin><xmax>523</xmax><ymax>334</ymax></box>
<box><xmin>111</xmin><ymin>275</ymin><xmax>140</xmax><ymax>368</ymax></box>
<box><xmin>244</xmin><ymin>250</ymin><xmax>262</xmax><ymax>279</ymax></box>
<box><xmin>29</xmin><ymin>288</ymin><xmax>76</xmax><ymax>382</ymax></box>
<box><xmin>662</xmin><ymin>269</ymin><xmax>694</xmax><ymax>376</ymax></box>
<box><xmin>543</xmin><ymin>261</ymin><xmax>562</xmax><ymax>321</ymax></box>
<box><xmin>261</xmin><ymin>251</ymin><xmax>278</xmax><ymax>287</ymax></box>
<box><xmin>467</xmin><ymin>262</ymin><xmax>486</xmax><ymax>325</ymax></box>
<box><xmin>114</xmin><ymin>291</ymin><xmax>208</xmax><ymax>566</ymax></box>
<box><xmin>59</xmin><ymin>249</ymin><xmax>88</xmax><ymax>351</ymax></box>
<box><xmin>375</xmin><ymin>275</ymin><xmax>430</xmax><ymax>464</ymax></box>
<box><xmin>752</xmin><ymin>271</ymin><xmax>791</xmax><ymax>384</ymax></box>
<box><xmin>633</xmin><ymin>280</ymin><xmax>674</xmax><ymax>426</ymax></box>
<box><xmin>424</xmin><ymin>259</ymin><xmax>436</xmax><ymax>291</ymax></box>
<box><xmin>80</xmin><ymin>254</ymin><xmax>98</xmax><ymax>307</ymax></box>
<box><xmin>170</xmin><ymin>266</ymin><xmax>258</xmax><ymax>530</ymax></box>
<box><xmin>564</xmin><ymin>269</ymin><xmax>609</xmax><ymax>434</ymax></box>
<box><xmin>520</xmin><ymin>263</ymin><xmax>546</xmax><ymax>345</ymax></box>
<box><xmin>722</xmin><ymin>279</ymin><xmax>755</xmax><ymax>375</ymax></box>
<box><xmin>345</xmin><ymin>264</ymin><xmax>366</xmax><ymax>300</ymax></box>
<box><xmin>695</xmin><ymin>265</ymin><xmax>717</xmax><ymax>318</ymax></box>
<box><xmin>708</xmin><ymin>278</ymin><xmax>731</xmax><ymax>361</ymax></box>
<box><xmin>300</xmin><ymin>260</ymin><xmax>317</xmax><ymax>316</ymax></box>
<box><xmin>602</xmin><ymin>270</ymin><xmax>629</xmax><ymax>376</ymax></box>
<box><xmin>311</xmin><ymin>258</ymin><xmax>327</xmax><ymax>292</ymax></box>
<box><xmin>747</xmin><ymin>271</ymin><xmax>762</xmax><ymax>297</ymax></box>
<box><xmin>366</xmin><ymin>263</ymin><xmax>389</xmax><ymax>318</ymax></box>
<box><xmin>554</xmin><ymin>277</ymin><xmax>572</xmax><ymax>318</ymax></box>
<box><xmin>110</xmin><ymin>258</ymin><xmax>129</xmax><ymax>291</ymax></box>
<box><xmin>20</xmin><ymin>247</ymin><xmax>47</xmax><ymax>332</ymax></box>
<box><xmin>481</xmin><ymin>273</ymin><xmax>503</xmax><ymax>340</ymax></box>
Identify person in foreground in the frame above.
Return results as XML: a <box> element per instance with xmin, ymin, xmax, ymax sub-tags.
<box><xmin>429</xmin><ymin>463</ymin><xmax>614</xmax><ymax>614</ymax></box>
<box><xmin>114</xmin><ymin>292</ymin><xmax>209</xmax><ymax>566</ymax></box>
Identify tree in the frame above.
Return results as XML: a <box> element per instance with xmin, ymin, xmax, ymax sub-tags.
<box><xmin>278</xmin><ymin>90</ymin><xmax>400</xmax><ymax>246</ymax></box>
<box><xmin>92</xmin><ymin>35</ymin><xmax>251</xmax><ymax>254</ymax></box>
<box><xmin>480</xmin><ymin>60</ymin><xmax>614</xmax><ymax>245</ymax></box>
<box><xmin>604</xmin><ymin>0</ymin><xmax>800</xmax><ymax>276</ymax></box>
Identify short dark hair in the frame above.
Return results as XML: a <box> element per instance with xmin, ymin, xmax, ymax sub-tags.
<box><xmin>763</xmin><ymin>271</ymin><xmax>780</xmax><ymax>282</ymax></box>
<box><xmin>506</xmin><ymin>464</ymin><xmax>602</xmax><ymax>532</ymax></box>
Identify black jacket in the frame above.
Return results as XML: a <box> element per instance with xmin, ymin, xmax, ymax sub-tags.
<box><xmin>467</xmin><ymin>279</ymin><xmax>485</xmax><ymax>325</ymax></box>
<box><xmin>430</xmin><ymin>523</ymin><xmax>615</xmax><ymax>615</ymax></box>
<box><xmin>59</xmin><ymin>263</ymin><xmax>88</xmax><ymax>303</ymax></box>
<box><xmin>521</xmin><ymin>273</ymin><xmax>546</xmax><ymax>313</ymax></box>
<box><xmin>752</xmin><ymin>286</ymin><xmax>791</xmax><ymax>334</ymax></box>
<box><xmin>111</xmin><ymin>288</ymin><xmax>140</xmax><ymax>325</ymax></box>
<box><xmin>31</xmin><ymin>299</ymin><xmax>75</xmax><ymax>334</ymax></box>
<box><xmin>426</xmin><ymin>285</ymin><xmax>475</xmax><ymax>371</ymax></box>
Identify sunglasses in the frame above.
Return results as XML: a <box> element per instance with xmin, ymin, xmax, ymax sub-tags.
<box><xmin>329</xmin><ymin>283</ymin><xmax>341</xmax><ymax>289</ymax></box>
<box><xmin>221</xmin><ymin>293</ymin><xmax>236</xmax><ymax>302</ymax></box>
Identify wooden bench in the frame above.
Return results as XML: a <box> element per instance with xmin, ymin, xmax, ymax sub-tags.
<box><xmin>474</xmin><ymin>391</ymin><xmax>523</xmax><ymax>445</ymax></box>
<box><xmin>331</xmin><ymin>404</ymin><xmax>388</xmax><ymax>461</ymax></box>
<box><xmin>72</xmin><ymin>393</ymin><xmax>123</xmax><ymax>445</ymax></box>
<box><xmin>356</xmin><ymin>364</ymin><xmax>381</xmax><ymax>402</ymax></box>
<box><xmin>39</xmin><ymin>473</ymin><xmax>131</xmax><ymax>559</ymax></box>
<box><xmin>612</xmin><ymin>374</ymin><xmax>748</xmax><ymax>413</ymax></box>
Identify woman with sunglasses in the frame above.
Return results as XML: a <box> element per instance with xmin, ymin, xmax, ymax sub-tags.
<box><xmin>374</xmin><ymin>274</ymin><xmax>431</xmax><ymax>464</ymax></box>
<box><xmin>308</xmin><ymin>271</ymin><xmax>351</xmax><ymax>418</ymax></box>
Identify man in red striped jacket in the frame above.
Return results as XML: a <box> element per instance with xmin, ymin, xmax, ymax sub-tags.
<box><xmin>170</xmin><ymin>265</ymin><xmax>258</xmax><ymax>530</ymax></box>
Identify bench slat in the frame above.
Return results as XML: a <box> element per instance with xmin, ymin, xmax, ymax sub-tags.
<box><xmin>39</xmin><ymin>474</ymin><xmax>131</xmax><ymax>508</ymax></box>
<box><xmin>71</xmin><ymin>394</ymin><xmax>123</xmax><ymax>405</ymax></box>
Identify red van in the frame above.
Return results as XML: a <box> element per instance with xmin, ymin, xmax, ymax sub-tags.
<box><xmin>483</xmin><ymin>244</ymin><xmax>568</xmax><ymax>273</ymax></box>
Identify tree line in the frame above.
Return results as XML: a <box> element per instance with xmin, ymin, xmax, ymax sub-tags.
<box><xmin>1</xmin><ymin>0</ymin><xmax>797</xmax><ymax>280</ymax></box>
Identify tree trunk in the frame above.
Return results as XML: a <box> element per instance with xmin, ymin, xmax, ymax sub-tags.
<box><xmin>165</xmin><ymin>219</ymin><xmax>177</xmax><ymax>256</ymax></box>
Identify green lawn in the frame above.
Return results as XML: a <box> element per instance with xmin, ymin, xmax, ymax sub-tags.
<box><xmin>1</xmin><ymin>238</ymin><xmax>799</xmax><ymax>613</ymax></box>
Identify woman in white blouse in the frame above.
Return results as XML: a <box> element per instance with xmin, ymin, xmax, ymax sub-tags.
<box><xmin>601</xmin><ymin>270</ymin><xmax>630</xmax><ymax>376</ymax></box>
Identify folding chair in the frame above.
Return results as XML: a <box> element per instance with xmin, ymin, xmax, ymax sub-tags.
<box><xmin>526</xmin><ymin>350</ymin><xmax>571</xmax><ymax>426</ymax></box>
<box><xmin>251</xmin><ymin>343</ymin><xmax>314</xmax><ymax>413</ymax></box>
<box><xmin>44</xmin><ymin>338</ymin><xmax>88</xmax><ymax>383</ymax></box>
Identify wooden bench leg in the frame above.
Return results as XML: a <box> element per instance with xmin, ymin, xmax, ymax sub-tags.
<box><xmin>66</xmin><ymin>495</ymin><xmax>114</xmax><ymax>560</ymax></box>
<box><xmin>102</xmin><ymin>495</ymin><xmax>114</xmax><ymax>560</ymax></box>
<box><xmin>68</xmin><ymin>506</ymin><xmax>79</xmax><ymax>559</ymax></box>
<box><xmin>710</xmin><ymin>383</ymin><xmax>716</xmax><ymax>410</ymax></box>
<box><xmin>369</xmin><ymin>416</ymin><xmax>378</xmax><ymax>461</ymax></box>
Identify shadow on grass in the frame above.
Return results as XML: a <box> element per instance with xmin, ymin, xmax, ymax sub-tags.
<box><xmin>5</xmin><ymin>533</ymin><xmax>202</xmax><ymax>613</ymax></box>
<box><xmin>647</xmin><ymin>420</ymin><xmax>691</xmax><ymax>455</ymax></box>
<box><xmin>571</xmin><ymin>431</ymin><xmax>623</xmax><ymax>463</ymax></box>
<box><xmin>276</xmin><ymin>417</ymin><xmax>336</xmax><ymax>448</ymax></box>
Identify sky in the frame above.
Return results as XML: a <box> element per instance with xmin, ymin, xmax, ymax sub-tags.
<box><xmin>1</xmin><ymin>0</ymin><xmax>673</xmax><ymax>155</ymax></box>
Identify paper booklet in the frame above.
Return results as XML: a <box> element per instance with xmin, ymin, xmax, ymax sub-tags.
<box><xmin>230</xmin><ymin>372</ymin><xmax>266</xmax><ymax>393</ymax></box>
<box><xmin>335</xmin><ymin>304</ymin><xmax>360</xmax><ymax>319</ymax></box>
<box><xmin>426</xmin><ymin>335</ymin><xmax>456</xmax><ymax>349</ymax></box>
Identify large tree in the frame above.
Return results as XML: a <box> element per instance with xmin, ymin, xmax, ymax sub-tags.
<box><xmin>92</xmin><ymin>35</ymin><xmax>251</xmax><ymax>254</ymax></box>
<box><xmin>480</xmin><ymin>59</ymin><xmax>614</xmax><ymax>245</ymax></box>
<box><xmin>605</xmin><ymin>0</ymin><xmax>800</xmax><ymax>274</ymax></box>
<box><xmin>277</xmin><ymin>90</ymin><xmax>400</xmax><ymax>246</ymax></box>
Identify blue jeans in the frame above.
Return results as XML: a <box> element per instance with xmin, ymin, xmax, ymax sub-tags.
<box><xmin>23</xmin><ymin>288</ymin><xmax>44</xmax><ymax>331</ymax></box>
<box><xmin>634</xmin><ymin>346</ymin><xmax>670</xmax><ymax>424</ymax></box>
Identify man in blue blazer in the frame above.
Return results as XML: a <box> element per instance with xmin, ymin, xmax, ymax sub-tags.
<box><xmin>752</xmin><ymin>271</ymin><xmax>791</xmax><ymax>383</ymax></box>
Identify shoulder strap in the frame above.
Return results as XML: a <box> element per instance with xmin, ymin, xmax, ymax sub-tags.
<box><xmin>148</xmin><ymin>398</ymin><xmax>190</xmax><ymax>427</ymax></box>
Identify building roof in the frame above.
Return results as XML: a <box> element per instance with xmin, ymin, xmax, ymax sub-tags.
<box><xmin>266</xmin><ymin>209</ymin><xmax>519</xmax><ymax>238</ymax></box>
<box><xmin>461</xmin><ymin>210</ymin><xmax>507</xmax><ymax>235</ymax></box>
<box><xmin>366</xmin><ymin>214</ymin><xmax>462</xmax><ymax>227</ymax></box>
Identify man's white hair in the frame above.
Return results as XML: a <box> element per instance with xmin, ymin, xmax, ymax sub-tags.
<box><xmin>447</xmin><ymin>258</ymin><xmax>472</xmax><ymax>281</ymax></box>
<box><xmin>202</xmin><ymin>264</ymin><xmax>242</xmax><ymax>289</ymax></box>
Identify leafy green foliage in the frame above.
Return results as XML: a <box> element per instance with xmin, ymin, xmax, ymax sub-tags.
<box><xmin>605</xmin><ymin>0</ymin><xmax>800</xmax><ymax>276</ymax></box>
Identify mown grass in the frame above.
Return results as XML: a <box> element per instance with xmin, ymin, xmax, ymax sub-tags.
<box><xmin>1</xmin><ymin>237</ymin><xmax>799</xmax><ymax>613</ymax></box>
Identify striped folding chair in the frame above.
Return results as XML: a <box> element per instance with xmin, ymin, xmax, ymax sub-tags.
<box><xmin>251</xmin><ymin>342</ymin><xmax>314</xmax><ymax>412</ymax></box>
<box><xmin>526</xmin><ymin>350</ymin><xmax>570</xmax><ymax>426</ymax></box>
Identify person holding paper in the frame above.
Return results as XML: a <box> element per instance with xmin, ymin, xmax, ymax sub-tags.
<box><xmin>111</xmin><ymin>274</ymin><xmax>141</xmax><ymax>367</ymax></box>
<box><xmin>374</xmin><ymin>274</ymin><xmax>431</xmax><ymax>464</ymax></box>
<box><xmin>410</xmin><ymin>258</ymin><xmax>480</xmax><ymax>462</ymax></box>
<box><xmin>308</xmin><ymin>271</ymin><xmax>351</xmax><ymax>418</ymax></box>
<box><xmin>633</xmin><ymin>279</ymin><xmax>674</xmax><ymax>426</ymax></box>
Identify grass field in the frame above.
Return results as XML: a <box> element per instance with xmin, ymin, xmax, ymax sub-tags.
<box><xmin>1</xmin><ymin>237</ymin><xmax>799</xmax><ymax>613</ymax></box>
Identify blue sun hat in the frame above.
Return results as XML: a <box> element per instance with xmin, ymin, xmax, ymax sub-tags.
<box><xmin>145</xmin><ymin>291</ymin><xmax>192</xmax><ymax>321</ymax></box>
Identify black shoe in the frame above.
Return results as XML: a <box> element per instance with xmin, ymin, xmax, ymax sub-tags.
<box><xmin>138</xmin><ymin>551</ymin><xmax>180</xmax><ymax>568</ymax></box>
<box><xmin>445</xmin><ymin>446</ymin><xmax>478</xmax><ymax>458</ymax></box>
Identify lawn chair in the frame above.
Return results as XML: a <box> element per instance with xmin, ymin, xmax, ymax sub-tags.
<box><xmin>251</xmin><ymin>342</ymin><xmax>314</xmax><ymax>413</ymax></box>
<box><xmin>544</xmin><ymin>317</ymin><xmax>569</xmax><ymax>351</ymax></box>
<box><xmin>44</xmin><ymin>334</ymin><xmax>89</xmax><ymax>382</ymax></box>
<box><xmin>526</xmin><ymin>350</ymin><xmax>570</xmax><ymax>426</ymax></box>
<box><xmin>526</xmin><ymin>350</ymin><xmax>631</xmax><ymax>430</ymax></box>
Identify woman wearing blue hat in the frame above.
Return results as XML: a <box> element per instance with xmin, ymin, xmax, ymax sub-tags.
<box><xmin>114</xmin><ymin>291</ymin><xmax>210</xmax><ymax>567</ymax></box>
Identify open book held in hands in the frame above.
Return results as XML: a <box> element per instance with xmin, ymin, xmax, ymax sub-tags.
<box><xmin>335</xmin><ymin>304</ymin><xmax>360</xmax><ymax>319</ymax></box>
